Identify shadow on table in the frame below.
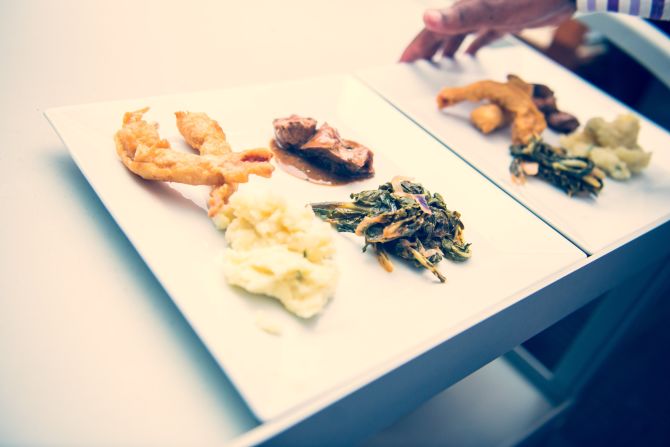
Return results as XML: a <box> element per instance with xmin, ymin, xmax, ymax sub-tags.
<box><xmin>50</xmin><ymin>151</ymin><xmax>260</xmax><ymax>427</ymax></box>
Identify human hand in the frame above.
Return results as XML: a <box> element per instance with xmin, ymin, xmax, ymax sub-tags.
<box><xmin>400</xmin><ymin>0</ymin><xmax>576</xmax><ymax>62</ymax></box>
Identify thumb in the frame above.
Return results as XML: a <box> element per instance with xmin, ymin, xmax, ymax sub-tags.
<box><xmin>423</xmin><ymin>3</ymin><xmax>487</xmax><ymax>35</ymax></box>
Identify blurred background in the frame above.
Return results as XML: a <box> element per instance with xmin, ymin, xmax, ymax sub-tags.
<box><xmin>508</xmin><ymin>17</ymin><xmax>670</xmax><ymax>446</ymax></box>
<box><xmin>520</xmin><ymin>18</ymin><xmax>670</xmax><ymax>445</ymax></box>
<box><xmin>519</xmin><ymin>19</ymin><xmax>670</xmax><ymax>130</ymax></box>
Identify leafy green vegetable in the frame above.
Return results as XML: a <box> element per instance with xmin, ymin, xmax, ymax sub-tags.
<box><xmin>311</xmin><ymin>178</ymin><xmax>471</xmax><ymax>282</ymax></box>
<box><xmin>509</xmin><ymin>138</ymin><xmax>605</xmax><ymax>196</ymax></box>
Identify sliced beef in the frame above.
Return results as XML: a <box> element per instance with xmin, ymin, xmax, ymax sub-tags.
<box><xmin>273</xmin><ymin>115</ymin><xmax>317</xmax><ymax>148</ymax></box>
<box><xmin>532</xmin><ymin>83</ymin><xmax>554</xmax><ymax>99</ymax></box>
<box><xmin>532</xmin><ymin>83</ymin><xmax>580</xmax><ymax>134</ymax></box>
<box><xmin>533</xmin><ymin>96</ymin><xmax>558</xmax><ymax>115</ymax></box>
<box><xmin>298</xmin><ymin>123</ymin><xmax>374</xmax><ymax>177</ymax></box>
<box><xmin>547</xmin><ymin>111</ymin><xmax>580</xmax><ymax>133</ymax></box>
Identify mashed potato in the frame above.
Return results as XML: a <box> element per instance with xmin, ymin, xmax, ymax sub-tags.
<box><xmin>213</xmin><ymin>188</ymin><xmax>338</xmax><ymax>318</ymax></box>
<box><xmin>560</xmin><ymin>114</ymin><xmax>652</xmax><ymax>180</ymax></box>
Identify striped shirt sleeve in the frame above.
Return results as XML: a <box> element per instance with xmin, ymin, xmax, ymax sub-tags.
<box><xmin>577</xmin><ymin>0</ymin><xmax>670</xmax><ymax>20</ymax></box>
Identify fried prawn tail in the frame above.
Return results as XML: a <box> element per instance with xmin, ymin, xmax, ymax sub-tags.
<box><xmin>174</xmin><ymin>111</ymin><xmax>274</xmax><ymax>211</ymax></box>
<box><xmin>114</xmin><ymin>108</ymin><xmax>274</xmax><ymax>187</ymax></box>
<box><xmin>175</xmin><ymin>111</ymin><xmax>232</xmax><ymax>155</ymax></box>
<box><xmin>436</xmin><ymin>79</ymin><xmax>546</xmax><ymax>144</ymax></box>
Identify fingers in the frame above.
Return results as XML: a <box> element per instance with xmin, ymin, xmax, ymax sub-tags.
<box><xmin>399</xmin><ymin>28</ymin><xmax>444</xmax><ymax>62</ymax></box>
<box><xmin>441</xmin><ymin>33</ymin><xmax>467</xmax><ymax>58</ymax></box>
<box><xmin>422</xmin><ymin>0</ymin><xmax>576</xmax><ymax>37</ymax></box>
<box><xmin>399</xmin><ymin>30</ymin><xmax>468</xmax><ymax>62</ymax></box>
<box><xmin>420</xmin><ymin>1</ymin><xmax>501</xmax><ymax>57</ymax></box>
<box><xmin>423</xmin><ymin>3</ymin><xmax>488</xmax><ymax>35</ymax></box>
<box><xmin>465</xmin><ymin>30</ymin><xmax>503</xmax><ymax>56</ymax></box>
<box><xmin>403</xmin><ymin>0</ymin><xmax>577</xmax><ymax>62</ymax></box>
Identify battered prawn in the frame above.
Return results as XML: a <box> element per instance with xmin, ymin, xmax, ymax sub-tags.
<box><xmin>175</xmin><ymin>111</ymin><xmax>232</xmax><ymax>156</ymax></box>
<box><xmin>470</xmin><ymin>103</ymin><xmax>509</xmax><ymax>134</ymax></box>
<box><xmin>175</xmin><ymin>111</ymin><xmax>248</xmax><ymax>216</ymax></box>
<box><xmin>115</xmin><ymin>108</ymin><xmax>274</xmax><ymax>186</ymax></box>
<box><xmin>437</xmin><ymin>79</ymin><xmax>546</xmax><ymax>144</ymax></box>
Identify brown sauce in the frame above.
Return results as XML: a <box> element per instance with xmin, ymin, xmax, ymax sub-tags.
<box><xmin>269</xmin><ymin>139</ymin><xmax>366</xmax><ymax>186</ymax></box>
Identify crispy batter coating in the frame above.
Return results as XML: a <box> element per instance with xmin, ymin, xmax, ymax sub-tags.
<box><xmin>115</xmin><ymin>107</ymin><xmax>169</xmax><ymax>157</ymax></box>
<box><xmin>470</xmin><ymin>103</ymin><xmax>508</xmax><ymax>134</ymax></box>
<box><xmin>175</xmin><ymin>111</ymin><xmax>232</xmax><ymax>155</ymax></box>
<box><xmin>506</xmin><ymin>74</ymin><xmax>533</xmax><ymax>97</ymax></box>
<box><xmin>115</xmin><ymin>108</ymin><xmax>274</xmax><ymax>187</ymax></box>
<box><xmin>207</xmin><ymin>182</ymin><xmax>238</xmax><ymax>217</ymax></box>
<box><xmin>175</xmin><ymin>111</ymin><xmax>250</xmax><ymax>216</ymax></box>
<box><xmin>437</xmin><ymin>79</ymin><xmax>546</xmax><ymax>144</ymax></box>
<box><xmin>126</xmin><ymin>143</ymin><xmax>273</xmax><ymax>184</ymax></box>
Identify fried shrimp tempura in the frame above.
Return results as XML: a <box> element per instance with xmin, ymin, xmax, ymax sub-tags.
<box><xmin>506</xmin><ymin>74</ymin><xmax>533</xmax><ymax>97</ymax></box>
<box><xmin>175</xmin><ymin>111</ymin><xmax>247</xmax><ymax>216</ymax></box>
<box><xmin>208</xmin><ymin>182</ymin><xmax>238</xmax><ymax>215</ymax></box>
<box><xmin>115</xmin><ymin>107</ymin><xmax>169</xmax><ymax>157</ymax></box>
<box><xmin>437</xmin><ymin>79</ymin><xmax>546</xmax><ymax>144</ymax></box>
<box><xmin>115</xmin><ymin>108</ymin><xmax>274</xmax><ymax>187</ymax></box>
<box><xmin>470</xmin><ymin>103</ymin><xmax>508</xmax><ymax>134</ymax></box>
<box><xmin>175</xmin><ymin>111</ymin><xmax>232</xmax><ymax>156</ymax></box>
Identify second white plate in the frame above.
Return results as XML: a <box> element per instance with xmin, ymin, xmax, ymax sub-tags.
<box><xmin>358</xmin><ymin>45</ymin><xmax>670</xmax><ymax>255</ymax></box>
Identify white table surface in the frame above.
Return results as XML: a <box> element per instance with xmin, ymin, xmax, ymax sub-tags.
<box><xmin>0</xmin><ymin>1</ymin><xmax>427</xmax><ymax>444</ymax></box>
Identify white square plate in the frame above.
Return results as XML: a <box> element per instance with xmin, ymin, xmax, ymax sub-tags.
<box><xmin>358</xmin><ymin>46</ymin><xmax>670</xmax><ymax>254</ymax></box>
<box><xmin>46</xmin><ymin>75</ymin><xmax>583</xmax><ymax>420</ymax></box>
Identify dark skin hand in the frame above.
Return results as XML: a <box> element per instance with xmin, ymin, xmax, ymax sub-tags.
<box><xmin>400</xmin><ymin>0</ymin><xmax>576</xmax><ymax>62</ymax></box>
